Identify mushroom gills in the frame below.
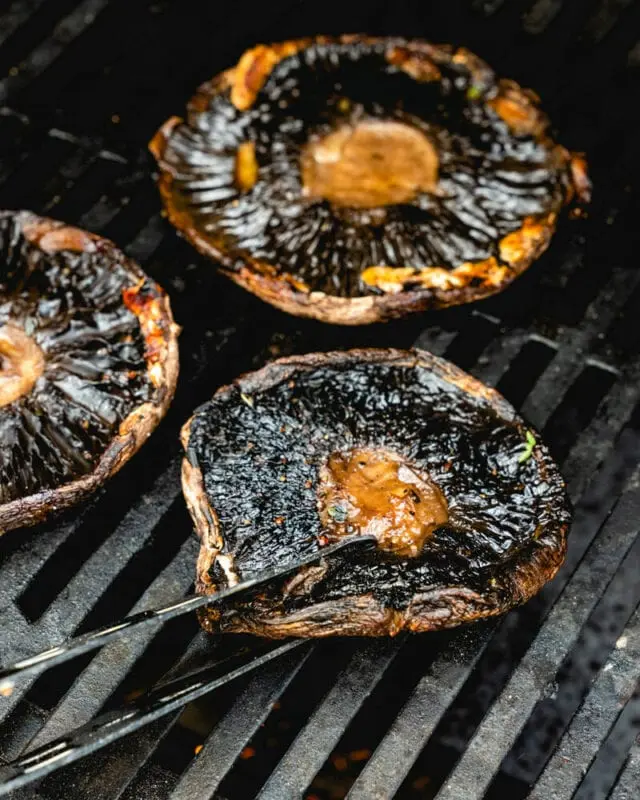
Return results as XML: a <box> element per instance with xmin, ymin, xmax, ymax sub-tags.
<box><xmin>151</xmin><ymin>35</ymin><xmax>588</xmax><ymax>323</ymax></box>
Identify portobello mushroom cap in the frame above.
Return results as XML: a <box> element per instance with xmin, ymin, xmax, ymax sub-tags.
<box><xmin>0</xmin><ymin>211</ymin><xmax>179</xmax><ymax>534</ymax></box>
<box><xmin>181</xmin><ymin>349</ymin><xmax>570</xmax><ymax>638</ymax></box>
<box><xmin>151</xmin><ymin>35</ymin><xmax>590</xmax><ymax>325</ymax></box>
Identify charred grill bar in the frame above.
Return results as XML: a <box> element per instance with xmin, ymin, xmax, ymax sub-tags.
<box><xmin>0</xmin><ymin>1</ymin><xmax>639</xmax><ymax>799</ymax></box>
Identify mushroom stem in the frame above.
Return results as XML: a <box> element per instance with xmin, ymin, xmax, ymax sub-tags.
<box><xmin>301</xmin><ymin>120</ymin><xmax>439</xmax><ymax>208</ymax></box>
<box><xmin>0</xmin><ymin>323</ymin><xmax>45</xmax><ymax>407</ymax></box>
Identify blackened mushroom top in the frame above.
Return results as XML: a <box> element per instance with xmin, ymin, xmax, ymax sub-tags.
<box><xmin>152</xmin><ymin>35</ymin><xmax>589</xmax><ymax>325</ymax></box>
<box><xmin>0</xmin><ymin>211</ymin><xmax>179</xmax><ymax>534</ymax></box>
<box><xmin>182</xmin><ymin>349</ymin><xmax>570</xmax><ymax>639</ymax></box>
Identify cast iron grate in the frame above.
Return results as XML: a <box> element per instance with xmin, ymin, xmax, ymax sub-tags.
<box><xmin>0</xmin><ymin>1</ymin><xmax>639</xmax><ymax>798</ymax></box>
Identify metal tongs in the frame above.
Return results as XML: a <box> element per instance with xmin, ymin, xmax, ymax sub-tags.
<box><xmin>0</xmin><ymin>535</ymin><xmax>375</xmax><ymax>796</ymax></box>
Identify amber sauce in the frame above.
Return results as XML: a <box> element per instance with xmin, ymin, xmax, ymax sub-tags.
<box><xmin>318</xmin><ymin>448</ymin><xmax>448</xmax><ymax>557</ymax></box>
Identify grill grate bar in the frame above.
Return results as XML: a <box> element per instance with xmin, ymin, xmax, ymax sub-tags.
<box><xmin>22</xmin><ymin>539</ymin><xmax>196</xmax><ymax>753</ymax></box>
<box><xmin>611</xmin><ymin>741</ymin><xmax>640</xmax><ymax>800</ymax></box>
<box><xmin>0</xmin><ymin>0</ymin><xmax>109</xmax><ymax>105</ymax></box>
<box><xmin>530</xmin><ymin>605</ymin><xmax>640</xmax><ymax>800</ymax></box>
<box><xmin>434</xmin><ymin>475</ymin><xmax>640</xmax><ymax>800</ymax></box>
<box><xmin>169</xmin><ymin>650</ymin><xmax>312</xmax><ymax>800</ymax></box>
<box><xmin>573</xmin><ymin>681</ymin><xmax>640</xmax><ymax>800</ymax></box>
<box><xmin>0</xmin><ymin>640</ymin><xmax>309</xmax><ymax>798</ymax></box>
<box><xmin>345</xmin><ymin>426</ymin><xmax>640</xmax><ymax>799</ymax></box>
<box><xmin>0</xmin><ymin>461</ymin><xmax>184</xmax><ymax>732</ymax></box>
<box><xmin>0</xmin><ymin>2</ymin><xmax>638</xmax><ymax>797</ymax></box>
<box><xmin>255</xmin><ymin>639</ymin><xmax>404</xmax><ymax>800</ymax></box>
<box><xmin>345</xmin><ymin>627</ymin><xmax>489</xmax><ymax>800</ymax></box>
<box><xmin>521</xmin><ymin>269</ymin><xmax>640</xmax><ymax>431</ymax></box>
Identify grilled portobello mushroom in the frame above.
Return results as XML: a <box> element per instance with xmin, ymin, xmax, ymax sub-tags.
<box><xmin>181</xmin><ymin>349</ymin><xmax>570</xmax><ymax>638</ymax></box>
<box><xmin>0</xmin><ymin>211</ymin><xmax>179</xmax><ymax>534</ymax></box>
<box><xmin>151</xmin><ymin>35</ymin><xmax>589</xmax><ymax>325</ymax></box>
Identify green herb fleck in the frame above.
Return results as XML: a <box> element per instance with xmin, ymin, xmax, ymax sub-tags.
<box><xmin>327</xmin><ymin>504</ymin><xmax>348</xmax><ymax>523</ymax></box>
<box><xmin>519</xmin><ymin>430</ymin><xmax>537</xmax><ymax>463</ymax></box>
<box><xmin>466</xmin><ymin>85</ymin><xmax>483</xmax><ymax>100</ymax></box>
<box><xmin>240</xmin><ymin>393</ymin><xmax>254</xmax><ymax>408</ymax></box>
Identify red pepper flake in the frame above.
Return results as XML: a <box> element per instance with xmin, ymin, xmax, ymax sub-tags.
<box><xmin>240</xmin><ymin>746</ymin><xmax>256</xmax><ymax>760</ymax></box>
<box><xmin>274</xmin><ymin>516</ymin><xmax>285</xmax><ymax>526</ymax></box>
<box><xmin>349</xmin><ymin>749</ymin><xmax>371</xmax><ymax>762</ymax></box>
<box><xmin>194</xmin><ymin>744</ymin><xmax>203</xmax><ymax>755</ymax></box>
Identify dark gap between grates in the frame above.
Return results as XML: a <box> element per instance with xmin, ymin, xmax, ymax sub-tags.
<box><xmin>307</xmin><ymin>627</ymin><xmax>483</xmax><ymax>799</ymax></box>
<box><xmin>438</xmin><ymin>313</ymin><xmax>499</xmax><ymax>371</ymax></box>
<box><xmin>47</xmin><ymin>155</ymin><xmax>130</xmax><ymax>224</ymax></box>
<box><xmin>542</xmin><ymin>363</ymin><xmax>618</xmax><ymax>463</ymax></box>
<box><xmin>574</xmin><ymin>682</ymin><xmax>640</xmax><ymax>800</ymax></box>
<box><xmin>0</xmin><ymin>134</ymin><xmax>78</xmax><ymax>209</ymax></box>
<box><xmin>604</xmin><ymin>276</ymin><xmax>640</xmax><ymax>361</ymax></box>
<box><xmin>391</xmin><ymin>422</ymin><xmax>640</xmax><ymax>798</ymax></box>
<box><xmin>495</xmin><ymin>337</ymin><xmax>558</xmax><ymax>409</ymax></box>
<box><xmin>215</xmin><ymin>640</ymin><xmax>367</xmax><ymax>800</ymax></box>
<box><xmin>73</xmin><ymin>498</ymin><xmax>193</xmax><ymax>637</ymax></box>
<box><xmin>15</xmin><ymin>442</ymin><xmax>177</xmax><ymax>623</ymax></box>
<box><xmin>485</xmin><ymin>533</ymin><xmax>640</xmax><ymax>797</ymax></box>
<box><xmin>14</xmin><ymin>499</ymin><xmax>193</xmax><ymax>720</ymax></box>
<box><xmin>0</xmin><ymin>0</ymin><xmax>86</xmax><ymax>78</ymax></box>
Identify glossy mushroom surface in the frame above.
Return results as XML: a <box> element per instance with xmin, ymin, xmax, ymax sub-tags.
<box><xmin>181</xmin><ymin>349</ymin><xmax>570</xmax><ymax>638</ymax></box>
<box><xmin>0</xmin><ymin>211</ymin><xmax>179</xmax><ymax>533</ymax></box>
<box><xmin>152</xmin><ymin>36</ymin><xmax>589</xmax><ymax>324</ymax></box>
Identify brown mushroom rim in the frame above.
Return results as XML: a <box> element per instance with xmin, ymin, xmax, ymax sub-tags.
<box><xmin>318</xmin><ymin>448</ymin><xmax>448</xmax><ymax>557</ymax></box>
<box><xmin>0</xmin><ymin>323</ymin><xmax>45</xmax><ymax>407</ymax></box>
<box><xmin>122</xmin><ymin>282</ymin><xmax>173</xmax><ymax>390</ymax></box>
<box><xmin>301</xmin><ymin>120</ymin><xmax>439</xmax><ymax>208</ymax></box>
<box><xmin>360</xmin><ymin>214</ymin><xmax>554</xmax><ymax>293</ymax></box>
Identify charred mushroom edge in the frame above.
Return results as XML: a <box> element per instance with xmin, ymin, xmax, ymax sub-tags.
<box><xmin>181</xmin><ymin>348</ymin><xmax>570</xmax><ymax>638</ymax></box>
<box><xmin>151</xmin><ymin>35</ymin><xmax>590</xmax><ymax>326</ymax></box>
<box><xmin>0</xmin><ymin>211</ymin><xmax>180</xmax><ymax>534</ymax></box>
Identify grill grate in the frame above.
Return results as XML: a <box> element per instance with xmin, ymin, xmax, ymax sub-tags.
<box><xmin>0</xmin><ymin>1</ymin><xmax>640</xmax><ymax>798</ymax></box>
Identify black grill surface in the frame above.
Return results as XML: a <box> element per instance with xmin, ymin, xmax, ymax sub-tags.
<box><xmin>0</xmin><ymin>1</ymin><xmax>640</xmax><ymax>799</ymax></box>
